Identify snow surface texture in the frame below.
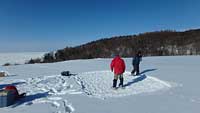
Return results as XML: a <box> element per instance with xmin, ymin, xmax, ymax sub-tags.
<box><xmin>0</xmin><ymin>70</ymin><xmax>171</xmax><ymax>106</ymax></box>
<box><xmin>0</xmin><ymin>70</ymin><xmax>171</xmax><ymax>113</ymax></box>
<box><xmin>75</xmin><ymin>71</ymin><xmax>171</xmax><ymax>99</ymax></box>
<box><xmin>0</xmin><ymin>75</ymin><xmax>77</xmax><ymax>113</ymax></box>
<box><xmin>0</xmin><ymin>53</ymin><xmax>200</xmax><ymax>113</ymax></box>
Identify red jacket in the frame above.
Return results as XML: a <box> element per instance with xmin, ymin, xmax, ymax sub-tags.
<box><xmin>4</xmin><ymin>85</ymin><xmax>19</xmax><ymax>100</ymax></box>
<box><xmin>4</xmin><ymin>85</ymin><xmax>26</xmax><ymax>100</ymax></box>
<box><xmin>110</xmin><ymin>56</ymin><xmax>126</xmax><ymax>75</ymax></box>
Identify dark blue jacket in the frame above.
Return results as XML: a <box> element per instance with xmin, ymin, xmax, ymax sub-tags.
<box><xmin>132</xmin><ymin>55</ymin><xmax>142</xmax><ymax>66</ymax></box>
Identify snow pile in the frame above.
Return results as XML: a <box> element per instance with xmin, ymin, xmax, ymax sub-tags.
<box><xmin>75</xmin><ymin>71</ymin><xmax>171</xmax><ymax>99</ymax></box>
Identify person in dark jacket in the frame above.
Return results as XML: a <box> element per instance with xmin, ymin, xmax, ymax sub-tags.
<box><xmin>131</xmin><ymin>51</ymin><xmax>142</xmax><ymax>76</ymax></box>
<box><xmin>110</xmin><ymin>55</ymin><xmax>126</xmax><ymax>88</ymax></box>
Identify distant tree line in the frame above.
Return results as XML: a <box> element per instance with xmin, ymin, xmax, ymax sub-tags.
<box><xmin>27</xmin><ymin>29</ymin><xmax>200</xmax><ymax>64</ymax></box>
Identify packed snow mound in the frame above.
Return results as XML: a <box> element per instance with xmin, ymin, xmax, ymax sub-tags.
<box><xmin>75</xmin><ymin>71</ymin><xmax>171</xmax><ymax>99</ymax></box>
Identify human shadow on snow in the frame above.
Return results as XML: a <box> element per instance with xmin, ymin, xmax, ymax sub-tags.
<box><xmin>0</xmin><ymin>82</ymin><xmax>49</xmax><ymax>108</ymax></box>
<box><xmin>124</xmin><ymin>68</ymin><xmax>157</xmax><ymax>87</ymax></box>
<box><xmin>124</xmin><ymin>74</ymin><xmax>147</xmax><ymax>87</ymax></box>
<box><xmin>139</xmin><ymin>68</ymin><xmax>157</xmax><ymax>75</ymax></box>
<box><xmin>11</xmin><ymin>92</ymin><xmax>49</xmax><ymax>108</ymax></box>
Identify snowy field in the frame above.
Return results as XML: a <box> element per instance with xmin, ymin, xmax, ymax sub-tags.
<box><xmin>0</xmin><ymin>53</ymin><xmax>200</xmax><ymax>113</ymax></box>
<box><xmin>0</xmin><ymin>52</ymin><xmax>45</xmax><ymax>65</ymax></box>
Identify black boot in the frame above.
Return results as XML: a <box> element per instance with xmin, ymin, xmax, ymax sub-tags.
<box><xmin>113</xmin><ymin>79</ymin><xmax>117</xmax><ymax>88</ymax></box>
<box><xmin>119</xmin><ymin>78</ymin><xmax>124</xmax><ymax>87</ymax></box>
<box><xmin>131</xmin><ymin>69</ymin><xmax>135</xmax><ymax>75</ymax></box>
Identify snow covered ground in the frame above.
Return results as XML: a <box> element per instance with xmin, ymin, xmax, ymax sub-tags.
<box><xmin>0</xmin><ymin>53</ymin><xmax>200</xmax><ymax>113</ymax></box>
<box><xmin>75</xmin><ymin>71</ymin><xmax>171</xmax><ymax>99</ymax></box>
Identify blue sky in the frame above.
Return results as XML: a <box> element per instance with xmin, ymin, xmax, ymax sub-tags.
<box><xmin>0</xmin><ymin>0</ymin><xmax>200</xmax><ymax>52</ymax></box>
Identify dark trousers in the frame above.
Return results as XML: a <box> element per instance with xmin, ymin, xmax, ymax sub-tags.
<box><xmin>113</xmin><ymin>74</ymin><xmax>124</xmax><ymax>87</ymax></box>
<box><xmin>131</xmin><ymin>64</ymin><xmax>139</xmax><ymax>75</ymax></box>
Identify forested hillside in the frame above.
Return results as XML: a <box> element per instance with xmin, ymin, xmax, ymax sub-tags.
<box><xmin>28</xmin><ymin>29</ymin><xmax>200</xmax><ymax>63</ymax></box>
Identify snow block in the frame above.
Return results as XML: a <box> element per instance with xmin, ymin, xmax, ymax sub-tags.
<box><xmin>0</xmin><ymin>90</ymin><xmax>16</xmax><ymax>107</ymax></box>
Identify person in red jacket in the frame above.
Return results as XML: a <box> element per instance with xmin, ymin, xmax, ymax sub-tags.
<box><xmin>4</xmin><ymin>85</ymin><xmax>26</xmax><ymax>100</ymax></box>
<box><xmin>110</xmin><ymin>54</ymin><xmax>126</xmax><ymax>88</ymax></box>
